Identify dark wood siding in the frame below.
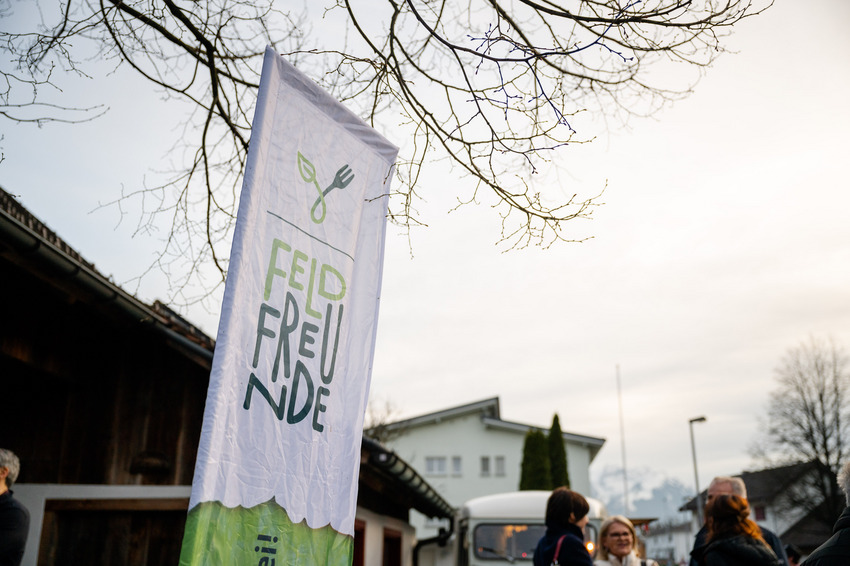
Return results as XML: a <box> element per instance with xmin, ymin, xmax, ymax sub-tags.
<box><xmin>0</xmin><ymin>252</ymin><xmax>209</xmax><ymax>487</ymax></box>
<box><xmin>38</xmin><ymin>500</ymin><xmax>189</xmax><ymax>566</ymax></box>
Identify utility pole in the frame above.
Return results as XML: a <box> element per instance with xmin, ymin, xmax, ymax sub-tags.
<box><xmin>689</xmin><ymin>416</ymin><xmax>707</xmax><ymax>524</ymax></box>
<box><xmin>617</xmin><ymin>364</ymin><xmax>629</xmax><ymax>514</ymax></box>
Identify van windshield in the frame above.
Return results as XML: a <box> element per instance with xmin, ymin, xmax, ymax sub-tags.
<box><xmin>473</xmin><ymin>524</ymin><xmax>546</xmax><ymax>561</ymax></box>
<box><xmin>473</xmin><ymin>523</ymin><xmax>600</xmax><ymax>561</ymax></box>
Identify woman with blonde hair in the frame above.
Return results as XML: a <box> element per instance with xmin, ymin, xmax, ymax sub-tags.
<box><xmin>594</xmin><ymin>515</ymin><xmax>658</xmax><ymax>566</ymax></box>
<box><xmin>691</xmin><ymin>494</ymin><xmax>782</xmax><ymax>566</ymax></box>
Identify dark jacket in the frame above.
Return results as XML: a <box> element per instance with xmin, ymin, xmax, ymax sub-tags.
<box><xmin>533</xmin><ymin>522</ymin><xmax>594</xmax><ymax>566</ymax></box>
<box><xmin>0</xmin><ymin>490</ymin><xmax>29</xmax><ymax>566</ymax></box>
<box><xmin>690</xmin><ymin>524</ymin><xmax>788</xmax><ymax>566</ymax></box>
<box><xmin>801</xmin><ymin>506</ymin><xmax>850</xmax><ymax>566</ymax></box>
<box><xmin>693</xmin><ymin>533</ymin><xmax>782</xmax><ymax>566</ymax></box>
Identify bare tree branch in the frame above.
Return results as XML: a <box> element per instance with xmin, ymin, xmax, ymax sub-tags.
<box><xmin>1</xmin><ymin>0</ymin><xmax>773</xmax><ymax>303</ymax></box>
<box><xmin>753</xmin><ymin>336</ymin><xmax>850</xmax><ymax>524</ymax></box>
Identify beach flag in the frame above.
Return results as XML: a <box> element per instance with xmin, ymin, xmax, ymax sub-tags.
<box><xmin>179</xmin><ymin>46</ymin><xmax>398</xmax><ymax>565</ymax></box>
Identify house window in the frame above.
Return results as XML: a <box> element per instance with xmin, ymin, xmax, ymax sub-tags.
<box><xmin>494</xmin><ymin>456</ymin><xmax>506</xmax><ymax>477</ymax></box>
<box><xmin>481</xmin><ymin>456</ymin><xmax>490</xmax><ymax>476</ymax></box>
<box><xmin>452</xmin><ymin>456</ymin><xmax>462</xmax><ymax>476</ymax></box>
<box><xmin>754</xmin><ymin>505</ymin><xmax>766</xmax><ymax>521</ymax></box>
<box><xmin>426</xmin><ymin>456</ymin><xmax>447</xmax><ymax>476</ymax></box>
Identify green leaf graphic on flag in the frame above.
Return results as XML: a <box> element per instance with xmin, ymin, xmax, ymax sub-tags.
<box><xmin>297</xmin><ymin>151</ymin><xmax>318</xmax><ymax>185</ymax></box>
<box><xmin>298</xmin><ymin>151</ymin><xmax>327</xmax><ymax>224</ymax></box>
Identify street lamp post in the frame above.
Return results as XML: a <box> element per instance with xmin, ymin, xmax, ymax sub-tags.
<box><xmin>689</xmin><ymin>416</ymin><xmax>707</xmax><ymax>525</ymax></box>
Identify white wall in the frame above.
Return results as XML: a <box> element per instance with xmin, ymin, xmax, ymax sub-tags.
<box><xmin>355</xmin><ymin>506</ymin><xmax>417</xmax><ymax>566</ymax></box>
<box><xmin>566</xmin><ymin>443</ymin><xmax>592</xmax><ymax>494</ymax></box>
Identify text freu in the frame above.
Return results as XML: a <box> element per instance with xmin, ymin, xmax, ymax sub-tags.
<box><xmin>242</xmin><ymin>238</ymin><xmax>346</xmax><ymax>433</ymax></box>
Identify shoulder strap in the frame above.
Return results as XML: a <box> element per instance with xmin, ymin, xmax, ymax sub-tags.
<box><xmin>551</xmin><ymin>535</ymin><xmax>567</xmax><ymax>566</ymax></box>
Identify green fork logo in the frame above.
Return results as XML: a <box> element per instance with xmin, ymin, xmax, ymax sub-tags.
<box><xmin>297</xmin><ymin>152</ymin><xmax>355</xmax><ymax>224</ymax></box>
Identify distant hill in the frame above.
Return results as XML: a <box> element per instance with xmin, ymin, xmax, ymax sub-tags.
<box><xmin>592</xmin><ymin>465</ymin><xmax>693</xmax><ymax>522</ymax></box>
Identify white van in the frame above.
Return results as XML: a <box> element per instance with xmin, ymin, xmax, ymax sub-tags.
<box><xmin>419</xmin><ymin>491</ymin><xmax>608</xmax><ymax>566</ymax></box>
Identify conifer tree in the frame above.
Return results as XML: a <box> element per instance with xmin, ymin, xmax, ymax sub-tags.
<box><xmin>548</xmin><ymin>414</ymin><xmax>570</xmax><ymax>489</ymax></box>
<box><xmin>520</xmin><ymin>429</ymin><xmax>551</xmax><ymax>490</ymax></box>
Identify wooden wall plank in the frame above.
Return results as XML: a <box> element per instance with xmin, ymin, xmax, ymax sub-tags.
<box><xmin>45</xmin><ymin>498</ymin><xmax>190</xmax><ymax>512</ymax></box>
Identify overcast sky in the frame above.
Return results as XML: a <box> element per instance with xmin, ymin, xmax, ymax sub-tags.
<box><xmin>3</xmin><ymin>0</ymin><xmax>849</xmax><ymax>505</ymax></box>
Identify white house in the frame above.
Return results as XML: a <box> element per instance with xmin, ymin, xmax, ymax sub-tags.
<box><xmin>375</xmin><ymin>397</ymin><xmax>606</xmax><ymax>538</ymax></box>
<box><xmin>643</xmin><ymin>521</ymin><xmax>693</xmax><ymax>565</ymax></box>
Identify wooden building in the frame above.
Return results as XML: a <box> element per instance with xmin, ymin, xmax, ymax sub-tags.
<box><xmin>0</xmin><ymin>187</ymin><xmax>452</xmax><ymax>565</ymax></box>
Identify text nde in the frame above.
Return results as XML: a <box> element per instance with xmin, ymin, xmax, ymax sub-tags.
<box><xmin>242</xmin><ymin>239</ymin><xmax>346</xmax><ymax>433</ymax></box>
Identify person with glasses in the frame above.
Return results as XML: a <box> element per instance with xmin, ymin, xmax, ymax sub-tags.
<box><xmin>594</xmin><ymin>515</ymin><xmax>658</xmax><ymax>566</ymax></box>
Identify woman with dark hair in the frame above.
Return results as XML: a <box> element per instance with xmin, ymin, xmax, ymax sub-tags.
<box><xmin>692</xmin><ymin>494</ymin><xmax>782</xmax><ymax>566</ymax></box>
<box><xmin>533</xmin><ymin>487</ymin><xmax>594</xmax><ymax>566</ymax></box>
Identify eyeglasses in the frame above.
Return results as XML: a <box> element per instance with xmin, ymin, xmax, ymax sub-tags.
<box><xmin>607</xmin><ymin>532</ymin><xmax>632</xmax><ymax>539</ymax></box>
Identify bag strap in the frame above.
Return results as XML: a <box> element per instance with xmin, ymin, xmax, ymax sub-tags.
<box><xmin>551</xmin><ymin>535</ymin><xmax>567</xmax><ymax>566</ymax></box>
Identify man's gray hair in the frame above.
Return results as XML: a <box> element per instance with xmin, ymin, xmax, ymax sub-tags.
<box><xmin>838</xmin><ymin>462</ymin><xmax>850</xmax><ymax>506</ymax></box>
<box><xmin>711</xmin><ymin>476</ymin><xmax>747</xmax><ymax>498</ymax></box>
<box><xmin>0</xmin><ymin>449</ymin><xmax>21</xmax><ymax>486</ymax></box>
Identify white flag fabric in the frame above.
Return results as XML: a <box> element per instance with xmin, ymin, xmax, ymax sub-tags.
<box><xmin>180</xmin><ymin>46</ymin><xmax>398</xmax><ymax>565</ymax></box>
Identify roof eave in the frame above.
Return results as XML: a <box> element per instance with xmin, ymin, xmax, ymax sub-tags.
<box><xmin>0</xmin><ymin>195</ymin><xmax>214</xmax><ymax>366</ymax></box>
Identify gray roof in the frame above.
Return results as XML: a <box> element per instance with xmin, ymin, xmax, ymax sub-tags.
<box><xmin>679</xmin><ymin>461</ymin><xmax>817</xmax><ymax>511</ymax></box>
<box><xmin>381</xmin><ymin>397</ymin><xmax>502</xmax><ymax>430</ymax></box>
<box><xmin>0</xmin><ymin>187</ymin><xmax>215</xmax><ymax>363</ymax></box>
<box><xmin>378</xmin><ymin>397</ymin><xmax>606</xmax><ymax>460</ymax></box>
<box><xmin>361</xmin><ymin>436</ymin><xmax>454</xmax><ymax>519</ymax></box>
